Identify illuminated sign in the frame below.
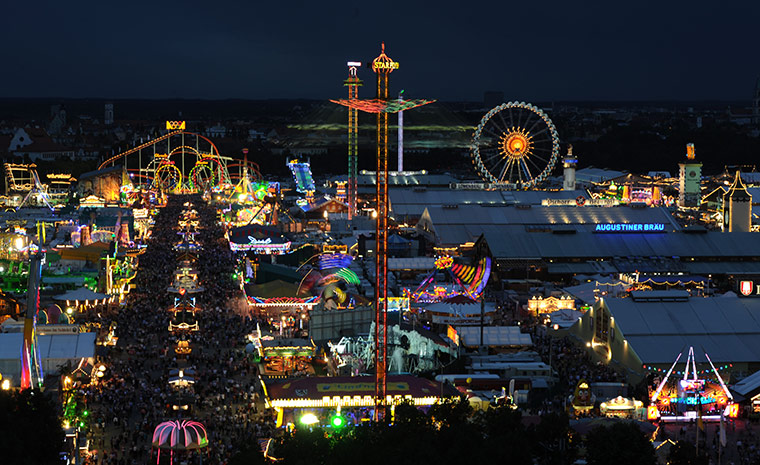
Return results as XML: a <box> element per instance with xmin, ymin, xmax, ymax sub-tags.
<box><xmin>372</xmin><ymin>61</ymin><xmax>399</xmax><ymax>71</ymax></box>
<box><xmin>594</xmin><ymin>223</ymin><xmax>666</xmax><ymax>233</ymax></box>
<box><xmin>542</xmin><ymin>198</ymin><xmax>619</xmax><ymax>207</ymax></box>
<box><xmin>379</xmin><ymin>297</ymin><xmax>410</xmax><ymax>312</ymax></box>
<box><xmin>447</xmin><ymin>325</ymin><xmax>459</xmax><ymax>346</ymax></box>
<box><xmin>738</xmin><ymin>280</ymin><xmax>760</xmax><ymax>297</ymax></box>
<box><xmin>166</xmin><ymin>121</ymin><xmax>186</xmax><ymax>130</ymax></box>
<box><xmin>248</xmin><ymin>236</ymin><xmax>272</xmax><ymax>245</ymax></box>
<box><xmin>323</xmin><ymin>244</ymin><xmax>348</xmax><ymax>254</ymax></box>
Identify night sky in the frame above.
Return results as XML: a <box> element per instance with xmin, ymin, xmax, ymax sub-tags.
<box><xmin>4</xmin><ymin>1</ymin><xmax>760</xmax><ymax>102</ymax></box>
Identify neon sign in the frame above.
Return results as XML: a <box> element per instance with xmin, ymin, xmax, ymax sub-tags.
<box><xmin>372</xmin><ymin>61</ymin><xmax>399</xmax><ymax>71</ymax></box>
<box><xmin>166</xmin><ymin>121</ymin><xmax>186</xmax><ymax>130</ymax></box>
<box><xmin>594</xmin><ymin>223</ymin><xmax>666</xmax><ymax>233</ymax></box>
<box><xmin>248</xmin><ymin>236</ymin><xmax>272</xmax><ymax>245</ymax></box>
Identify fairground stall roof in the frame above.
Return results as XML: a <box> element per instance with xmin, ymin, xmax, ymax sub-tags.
<box><xmin>228</xmin><ymin>225</ymin><xmax>291</xmax><ymax>254</ymax></box>
<box><xmin>264</xmin><ymin>375</ymin><xmax>460</xmax><ymax>408</ymax></box>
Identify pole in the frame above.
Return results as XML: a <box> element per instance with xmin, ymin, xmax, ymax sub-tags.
<box><xmin>480</xmin><ymin>296</ymin><xmax>485</xmax><ymax>352</ymax></box>
<box><xmin>398</xmin><ymin>90</ymin><xmax>404</xmax><ymax>172</ymax></box>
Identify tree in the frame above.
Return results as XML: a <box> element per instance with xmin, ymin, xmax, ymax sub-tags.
<box><xmin>0</xmin><ymin>389</ymin><xmax>65</xmax><ymax>465</ymax></box>
<box><xmin>531</xmin><ymin>411</ymin><xmax>576</xmax><ymax>465</ymax></box>
<box><xmin>585</xmin><ymin>422</ymin><xmax>656</xmax><ymax>465</ymax></box>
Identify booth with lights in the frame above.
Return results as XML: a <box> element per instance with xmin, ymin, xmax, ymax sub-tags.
<box><xmin>263</xmin><ymin>374</ymin><xmax>461</xmax><ymax>428</ymax></box>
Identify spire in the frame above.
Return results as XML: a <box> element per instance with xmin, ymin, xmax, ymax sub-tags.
<box><xmin>727</xmin><ymin>170</ymin><xmax>751</xmax><ymax>201</ymax></box>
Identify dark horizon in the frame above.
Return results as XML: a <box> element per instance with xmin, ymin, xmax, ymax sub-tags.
<box><xmin>3</xmin><ymin>2</ymin><xmax>759</xmax><ymax>102</ymax></box>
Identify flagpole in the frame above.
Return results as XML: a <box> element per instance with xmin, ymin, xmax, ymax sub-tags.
<box><xmin>695</xmin><ymin>391</ymin><xmax>700</xmax><ymax>456</ymax></box>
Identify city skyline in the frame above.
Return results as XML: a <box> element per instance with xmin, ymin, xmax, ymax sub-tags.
<box><xmin>3</xmin><ymin>1</ymin><xmax>760</xmax><ymax>101</ymax></box>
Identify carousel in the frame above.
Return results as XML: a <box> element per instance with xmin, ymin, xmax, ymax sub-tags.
<box><xmin>648</xmin><ymin>347</ymin><xmax>739</xmax><ymax>423</ymax></box>
<box><xmin>151</xmin><ymin>420</ymin><xmax>208</xmax><ymax>464</ymax></box>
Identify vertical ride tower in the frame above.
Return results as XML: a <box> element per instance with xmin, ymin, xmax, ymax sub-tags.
<box><xmin>332</xmin><ymin>43</ymin><xmax>434</xmax><ymax>420</ymax></box>
<box><xmin>344</xmin><ymin>63</ymin><xmax>362</xmax><ymax>220</ymax></box>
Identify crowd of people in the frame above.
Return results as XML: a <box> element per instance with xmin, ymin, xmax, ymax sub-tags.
<box><xmin>79</xmin><ymin>195</ymin><xmax>274</xmax><ymax>465</ymax></box>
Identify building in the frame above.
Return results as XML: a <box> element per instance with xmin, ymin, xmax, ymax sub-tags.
<box><xmin>678</xmin><ymin>143</ymin><xmax>702</xmax><ymax>208</ymax></box>
<box><xmin>8</xmin><ymin>128</ymin><xmax>75</xmax><ymax>162</ymax></box>
<box><xmin>567</xmin><ymin>292</ymin><xmax>760</xmax><ymax>382</ymax></box>
<box><xmin>477</xmin><ymin>226</ymin><xmax>760</xmax><ymax>280</ymax></box>
<box><xmin>723</xmin><ymin>171</ymin><xmax>752</xmax><ymax>232</ymax></box>
<box><xmin>104</xmin><ymin>103</ymin><xmax>114</xmax><ymax>126</ymax></box>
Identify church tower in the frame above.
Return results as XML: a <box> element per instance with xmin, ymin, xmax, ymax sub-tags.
<box><xmin>104</xmin><ymin>103</ymin><xmax>114</xmax><ymax>126</ymax></box>
<box><xmin>723</xmin><ymin>171</ymin><xmax>752</xmax><ymax>232</ymax></box>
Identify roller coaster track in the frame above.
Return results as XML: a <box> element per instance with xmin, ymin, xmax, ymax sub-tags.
<box><xmin>98</xmin><ymin>130</ymin><xmax>223</xmax><ymax>171</ymax></box>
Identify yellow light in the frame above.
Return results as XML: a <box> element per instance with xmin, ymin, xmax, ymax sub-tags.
<box><xmin>300</xmin><ymin>413</ymin><xmax>319</xmax><ymax>425</ymax></box>
<box><xmin>1</xmin><ymin>379</ymin><xmax>10</xmax><ymax>390</ymax></box>
<box><xmin>14</xmin><ymin>237</ymin><xmax>24</xmax><ymax>250</ymax></box>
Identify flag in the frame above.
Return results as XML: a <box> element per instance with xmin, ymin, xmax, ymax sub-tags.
<box><xmin>720</xmin><ymin>415</ymin><xmax>727</xmax><ymax>447</ymax></box>
<box><xmin>697</xmin><ymin>408</ymin><xmax>705</xmax><ymax>432</ymax></box>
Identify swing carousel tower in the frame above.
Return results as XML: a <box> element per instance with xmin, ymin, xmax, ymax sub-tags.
<box><xmin>332</xmin><ymin>44</ymin><xmax>434</xmax><ymax>420</ymax></box>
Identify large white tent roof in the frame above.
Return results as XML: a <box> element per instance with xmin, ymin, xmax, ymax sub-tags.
<box><xmin>0</xmin><ymin>332</ymin><xmax>96</xmax><ymax>360</ymax></box>
<box><xmin>603</xmin><ymin>296</ymin><xmax>760</xmax><ymax>364</ymax></box>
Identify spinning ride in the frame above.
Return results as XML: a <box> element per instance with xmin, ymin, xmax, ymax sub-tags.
<box><xmin>648</xmin><ymin>347</ymin><xmax>738</xmax><ymax>423</ymax></box>
<box><xmin>471</xmin><ymin>102</ymin><xmax>560</xmax><ymax>189</ymax></box>
<box><xmin>411</xmin><ymin>257</ymin><xmax>492</xmax><ymax>303</ymax></box>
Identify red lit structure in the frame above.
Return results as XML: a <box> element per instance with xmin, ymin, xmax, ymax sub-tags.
<box><xmin>332</xmin><ymin>44</ymin><xmax>433</xmax><ymax>420</ymax></box>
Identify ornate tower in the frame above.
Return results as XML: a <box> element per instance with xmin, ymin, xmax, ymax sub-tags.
<box><xmin>678</xmin><ymin>143</ymin><xmax>702</xmax><ymax>208</ymax></box>
<box><xmin>723</xmin><ymin>171</ymin><xmax>752</xmax><ymax>232</ymax></box>
<box><xmin>562</xmin><ymin>145</ymin><xmax>577</xmax><ymax>191</ymax></box>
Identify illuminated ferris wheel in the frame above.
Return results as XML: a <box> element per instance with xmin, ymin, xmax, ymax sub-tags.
<box><xmin>471</xmin><ymin>101</ymin><xmax>560</xmax><ymax>189</ymax></box>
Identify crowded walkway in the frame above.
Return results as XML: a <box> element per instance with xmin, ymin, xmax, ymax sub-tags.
<box><xmin>80</xmin><ymin>195</ymin><xmax>273</xmax><ymax>465</ymax></box>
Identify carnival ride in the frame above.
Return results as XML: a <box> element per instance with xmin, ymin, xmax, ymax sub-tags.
<box><xmin>411</xmin><ymin>256</ymin><xmax>492</xmax><ymax>303</ymax></box>
<box><xmin>21</xmin><ymin>249</ymin><xmax>45</xmax><ymax>389</ymax></box>
<box><xmin>648</xmin><ymin>347</ymin><xmax>738</xmax><ymax>423</ymax></box>
<box><xmin>297</xmin><ymin>252</ymin><xmax>362</xmax><ymax>309</ymax></box>
<box><xmin>471</xmin><ymin>102</ymin><xmax>560</xmax><ymax>189</ymax></box>
<box><xmin>286</xmin><ymin>157</ymin><xmax>316</xmax><ymax>194</ymax></box>
<box><xmin>97</xmin><ymin>126</ymin><xmax>232</xmax><ymax>194</ymax></box>
<box><xmin>332</xmin><ymin>43</ymin><xmax>434</xmax><ymax>420</ymax></box>
<box><xmin>343</xmin><ymin>63</ymin><xmax>362</xmax><ymax>219</ymax></box>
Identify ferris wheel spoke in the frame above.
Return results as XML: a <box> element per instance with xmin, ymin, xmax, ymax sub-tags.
<box><xmin>529</xmin><ymin>127</ymin><xmax>549</xmax><ymax>139</ymax></box>
<box><xmin>513</xmin><ymin>160</ymin><xmax>522</xmax><ymax>183</ymax></box>
<box><xmin>496</xmin><ymin>112</ymin><xmax>511</xmax><ymax>134</ymax></box>
<box><xmin>529</xmin><ymin>153</ymin><xmax>550</xmax><ymax>165</ymax></box>
<box><xmin>521</xmin><ymin>159</ymin><xmax>533</xmax><ymax>181</ymax></box>
<box><xmin>521</xmin><ymin>112</ymin><xmax>534</xmax><ymax>132</ymax></box>
<box><xmin>497</xmin><ymin>158</ymin><xmax>512</xmax><ymax>183</ymax></box>
<box><xmin>482</xmin><ymin>126</ymin><xmax>503</xmax><ymax>140</ymax></box>
<box><xmin>480</xmin><ymin>147</ymin><xmax>500</xmax><ymax>158</ymax></box>
<box><xmin>526</xmin><ymin>156</ymin><xmax>545</xmax><ymax>176</ymax></box>
<box><xmin>482</xmin><ymin>151</ymin><xmax>504</xmax><ymax>164</ymax></box>
<box><xmin>526</xmin><ymin>116</ymin><xmax>543</xmax><ymax>134</ymax></box>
